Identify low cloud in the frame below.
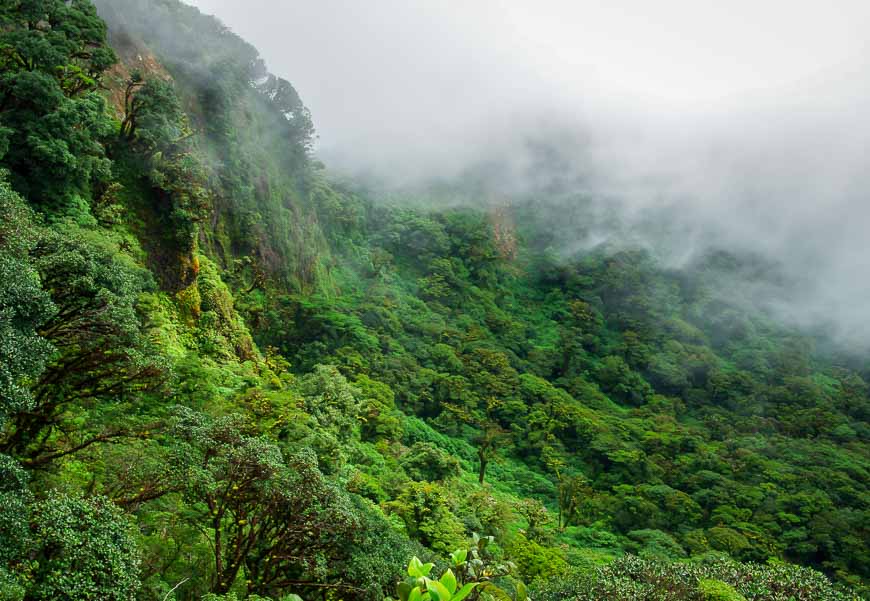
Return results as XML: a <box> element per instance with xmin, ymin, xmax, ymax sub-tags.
<box><xmin>184</xmin><ymin>0</ymin><xmax>870</xmax><ymax>348</ymax></box>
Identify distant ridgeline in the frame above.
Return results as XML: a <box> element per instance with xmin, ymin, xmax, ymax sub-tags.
<box><xmin>0</xmin><ymin>1</ymin><xmax>866</xmax><ymax>600</ymax></box>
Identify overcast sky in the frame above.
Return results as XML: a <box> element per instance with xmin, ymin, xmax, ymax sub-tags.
<box><xmin>184</xmin><ymin>0</ymin><xmax>870</xmax><ymax>346</ymax></box>
<box><xmin>185</xmin><ymin>1</ymin><xmax>870</xmax><ymax>154</ymax></box>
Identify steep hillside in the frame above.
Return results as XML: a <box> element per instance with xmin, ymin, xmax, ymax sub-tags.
<box><xmin>0</xmin><ymin>1</ymin><xmax>866</xmax><ymax>600</ymax></box>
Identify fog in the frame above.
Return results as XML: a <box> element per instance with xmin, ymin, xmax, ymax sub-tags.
<box><xmin>185</xmin><ymin>0</ymin><xmax>870</xmax><ymax>348</ymax></box>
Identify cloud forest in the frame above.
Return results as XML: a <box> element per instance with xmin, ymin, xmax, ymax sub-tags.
<box><xmin>0</xmin><ymin>1</ymin><xmax>867</xmax><ymax>600</ymax></box>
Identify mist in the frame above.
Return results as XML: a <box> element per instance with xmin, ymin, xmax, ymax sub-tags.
<box><xmin>184</xmin><ymin>0</ymin><xmax>870</xmax><ymax>348</ymax></box>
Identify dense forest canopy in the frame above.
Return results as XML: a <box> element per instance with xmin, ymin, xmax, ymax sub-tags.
<box><xmin>0</xmin><ymin>1</ymin><xmax>867</xmax><ymax>600</ymax></box>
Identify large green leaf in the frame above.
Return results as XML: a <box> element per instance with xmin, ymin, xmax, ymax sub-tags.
<box><xmin>408</xmin><ymin>556</ymin><xmax>434</xmax><ymax>578</ymax></box>
<box><xmin>426</xmin><ymin>579</ymin><xmax>452</xmax><ymax>601</ymax></box>
<box><xmin>408</xmin><ymin>587</ymin><xmax>425</xmax><ymax>601</ymax></box>
<box><xmin>398</xmin><ymin>581</ymin><xmax>413</xmax><ymax>601</ymax></box>
<box><xmin>453</xmin><ymin>582</ymin><xmax>478</xmax><ymax>601</ymax></box>
<box><xmin>439</xmin><ymin>569</ymin><xmax>457</xmax><ymax>594</ymax></box>
<box><xmin>450</xmin><ymin>549</ymin><xmax>468</xmax><ymax>566</ymax></box>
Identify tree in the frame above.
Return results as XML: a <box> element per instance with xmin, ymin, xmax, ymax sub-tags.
<box><xmin>400</xmin><ymin>442</ymin><xmax>461</xmax><ymax>482</ymax></box>
<box><xmin>558</xmin><ymin>300</ymin><xmax>604</xmax><ymax>376</ymax></box>
<box><xmin>120</xmin><ymin>73</ymin><xmax>187</xmax><ymax>153</ymax></box>
<box><xmin>116</xmin><ymin>72</ymin><xmax>209</xmax><ymax>282</ymax></box>
<box><xmin>170</xmin><ymin>407</ymin><xmax>361</xmax><ymax>597</ymax></box>
<box><xmin>474</xmin><ymin>423</ymin><xmax>505</xmax><ymax>485</ymax></box>
<box><xmin>594</xmin><ymin>355</ymin><xmax>652</xmax><ymax>406</ymax></box>
<box><xmin>0</xmin><ymin>181</ymin><xmax>55</xmax><ymax>426</ymax></box>
<box><xmin>0</xmin><ymin>454</ymin><xmax>30</xmax><ymax>599</ymax></box>
<box><xmin>0</xmin><ymin>456</ymin><xmax>141</xmax><ymax>601</ymax></box>
<box><xmin>257</xmin><ymin>74</ymin><xmax>315</xmax><ymax>157</ymax></box>
<box><xmin>0</xmin><ymin>0</ymin><xmax>116</xmax><ymax>91</ymax></box>
<box><xmin>514</xmin><ymin>499</ymin><xmax>552</xmax><ymax>544</ymax></box>
<box><xmin>299</xmin><ymin>364</ymin><xmax>361</xmax><ymax>440</ymax></box>
<box><xmin>556</xmin><ymin>473</ymin><xmax>590</xmax><ymax>531</ymax></box>
<box><xmin>2</xmin><ymin>224</ymin><xmax>166</xmax><ymax>465</ymax></box>
<box><xmin>386</xmin><ymin>481</ymin><xmax>466</xmax><ymax>555</ymax></box>
<box><xmin>0</xmin><ymin>0</ymin><xmax>116</xmax><ymax>206</ymax></box>
<box><xmin>356</xmin><ymin>374</ymin><xmax>403</xmax><ymax>443</ymax></box>
<box><xmin>28</xmin><ymin>493</ymin><xmax>141</xmax><ymax>601</ymax></box>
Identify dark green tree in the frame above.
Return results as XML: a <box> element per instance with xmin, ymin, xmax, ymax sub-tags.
<box><xmin>170</xmin><ymin>407</ymin><xmax>361</xmax><ymax>597</ymax></box>
<box><xmin>2</xmin><ymin>225</ymin><xmax>166</xmax><ymax>464</ymax></box>
<box><xmin>0</xmin><ymin>455</ymin><xmax>30</xmax><ymax>599</ymax></box>
<box><xmin>0</xmin><ymin>181</ymin><xmax>55</xmax><ymax>425</ymax></box>
<box><xmin>120</xmin><ymin>73</ymin><xmax>187</xmax><ymax>153</ymax></box>
<box><xmin>0</xmin><ymin>0</ymin><xmax>116</xmax><ymax>206</ymax></box>
<box><xmin>257</xmin><ymin>74</ymin><xmax>315</xmax><ymax>156</ymax></box>
<box><xmin>28</xmin><ymin>494</ymin><xmax>140</xmax><ymax>600</ymax></box>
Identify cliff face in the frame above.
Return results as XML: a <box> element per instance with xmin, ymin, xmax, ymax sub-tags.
<box><xmin>96</xmin><ymin>0</ymin><xmax>334</xmax><ymax>297</ymax></box>
<box><xmin>103</xmin><ymin>41</ymin><xmax>172</xmax><ymax>119</ymax></box>
<box><xmin>488</xmin><ymin>204</ymin><xmax>518</xmax><ymax>260</ymax></box>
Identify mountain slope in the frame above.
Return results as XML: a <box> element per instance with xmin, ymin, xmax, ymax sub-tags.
<box><xmin>0</xmin><ymin>1</ymin><xmax>866</xmax><ymax>600</ymax></box>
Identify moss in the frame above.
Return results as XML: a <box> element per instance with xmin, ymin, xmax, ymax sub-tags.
<box><xmin>138</xmin><ymin>291</ymin><xmax>196</xmax><ymax>357</ymax></box>
<box><xmin>176</xmin><ymin>282</ymin><xmax>202</xmax><ymax>324</ymax></box>
<box><xmin>194</xmin><ymin>255</ymin><xmax>258</xmax><ymax>361</ymax></box>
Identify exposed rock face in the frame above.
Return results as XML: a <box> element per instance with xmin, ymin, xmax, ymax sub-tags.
<box><xmin>488</xmin><ymin>204</ymin><xmax>518</xmax><ymax>260</ymax></box>
<box><xmin>102</xmin><ymin>29</ymin><xmax>172</xmax><ymax>118</ymax></box>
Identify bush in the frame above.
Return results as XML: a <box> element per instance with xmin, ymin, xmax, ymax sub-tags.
<box><xmin>698</xmin><ymin>579</ymin><xmax>747</xmax><ymax>601</ymax></box>
<box><xmin>506</xmin><ymin>533</ymin><xmax>568</xmax><ymax>583</ymax></box>
<box><xmin>29</xmin><ymin>494</ymin><xmax>140</xmax><ymax>601</ymax></box>
<box><xmin>400</xmin><ymin>442</ymin><xmax>461</xmax><ymax>482</ymax></box>
<box><xmin>385</xmin><ymin>481</ymin><xmax>466</xmax><ymax>554</ymax></box>
<box><xmin>531</xmin><ymin>555</ymin><xmax>860</xmax><ymax>601</ymax></box>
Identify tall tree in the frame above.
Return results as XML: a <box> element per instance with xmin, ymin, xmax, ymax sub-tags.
<box><xmin>0</xmin><ymin>181</ymin><xmax>55</xmax><ymax>426</ymax></box>
<box><xmin>0</xmin><ymin>0</ymin><xmax>117</xmax><ymax>206</ymax></box>
<box><xmin>2</xmin><ymin>223</ymin><xmax>166</xmax><ymax>465</ymax></box>
<box><xmin>171</xmin><ymin>407</ymin><xmax>361</xmax><ymax>597</ymax></box>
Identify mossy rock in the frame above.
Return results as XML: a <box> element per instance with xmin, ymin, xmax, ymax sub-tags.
<box><xmin>176</xmin><ymin>282</ymin><xmax>202</xmax><ymax>323</ymax></box>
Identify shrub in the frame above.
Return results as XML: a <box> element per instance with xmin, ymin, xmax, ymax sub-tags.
<box><xmin>698</xmin><ymin>579</ymin><xmax>747</xmax><ymax>601</ymax></box>
<box><xmin>401</xmin><ymin>442</ymin><xmax>462</xmax><ymax>482</ymax></box>
<box><xmin>29</xmin><ymin>494</ymin><xmax>141</xmax><ymax>601</ymax></box>
<box><xmin>531</xmin><ymin>555</ymin><xmax>860</xmax><ymax>601</ymax></box>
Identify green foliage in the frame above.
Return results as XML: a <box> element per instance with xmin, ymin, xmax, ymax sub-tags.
<box><xmin>533</xmin><ymin>555</ymin><xmax>859</xmax><ymax>601</ymax></box>
<box><xmin>0</xmin><ymin>455</ymin><xmax>30</xmax><ymax>600</ymax></box>
<box><xmin>357</xmin><ymin>374</ymin><xmax>404</xmax><ymax>442</ymax></box>
<box><xmin>341</xmin><ymin>495</ymin><xmax>422</xmax><ymax>599</ymax></box>
<box><xmin>514</xmin><ymin>498</ymin><xmax>552</xmax><ymax>543</ymax></box>
<box><xmin>116</xmin><ymin>72</ymin><xmax>210</xmax><ymax>271</ymax></box>
<box><xmin>2</xmin><ymin>220</ymin><xmax>166</xmax><ymax>464</ymax></box>
<box><xmin>28</xmin><ymin>493</ymin><xmax>140</xmax><ymax>601</ymax></box>
<box><xmin>392</xmin><ymin>539</ymin><xmax>525</xmax><ymax>601</ymax></box>
<box><xmin>170</xmin><ymin>406</ymin><xmax>377</xmax><ymax>596</ymax></box>
<box><xmin>401</xmin><ymin>442</ymin><xmax>461</xmax><ymax>482</ymax></box>
<box><xmin>593</xmin><ymin>355</ymin><xmax>652</xmax><ymax>406</ymax></box>
<box><xmin>0</xmin><ymin>0</ymin><xmax>116</xmax><ymax>206</ymax></box>
<box><xmin>386</xmin><ymin>481</ymin><xmax>467</xmax><ymax>555</ymax></box>
<box><xmin>462</xmin><ymin>489</ymin><xmax>513</xmax><ymax>541</ymax></box>
<box><xmin>626</xmin><ymin>529</ymin><xmax>687</xmax><ymax>561</ymax></box>
<box><xmin>195</xmin><ymin>256</ymin><xmax>256</xmax><ymax>359</ymax></box>
<box><xmin>96</xmin><ymin>0</ymin><xmax>319</xmax><ymax>289</ymax></box>
<box><xmin>299</xmin><ymin>364</ymin><xmax>361</xmax><ymax>439</ymax></box>
<box><xmin>0</xmin><ymin>1</ymin><xmax>866</xmax><ymax>600</ymax></box>
<box><xmin>120</xmin><ymin>74</ymin><xmax>185</xmax><ymax>151</ymax></box>
<box><xmin>506</xmin><ymin>533</ymin><xmax>567</xmax><ymax>583</ymax></box>
<box><xmin>0</xmin><ymin>183</ymin><xmax>54</xmax><ymax>425</ymax></box>
<box><xmin>698</xmin><ymin>579</ymin><xmax>747</xmax><ymax>601</ymax></box>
